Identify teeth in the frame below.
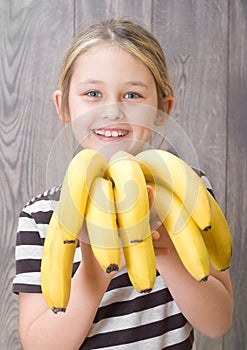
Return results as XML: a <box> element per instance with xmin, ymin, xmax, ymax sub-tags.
<box><xmin>94</xmin><ymin>129</ymin><xmax>128</xmax><ymax>137</ymax></box>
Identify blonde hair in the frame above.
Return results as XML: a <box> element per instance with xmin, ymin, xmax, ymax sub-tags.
<box><xmin>59</xmin><ymin>18</ymin><xmax>174</xmax><ymax>119</ymax></box>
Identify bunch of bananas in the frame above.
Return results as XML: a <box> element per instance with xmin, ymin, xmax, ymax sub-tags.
<box><xmin>41</xmin><ymin>149</ymin><xmax>232</xmax><ymax>314</ymax></box>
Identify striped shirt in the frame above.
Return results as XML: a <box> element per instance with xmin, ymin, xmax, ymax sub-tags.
<box><xmin>12</xmin><ymin>171</ymin><xmax>213</xmax><ymax>349</ymax></box>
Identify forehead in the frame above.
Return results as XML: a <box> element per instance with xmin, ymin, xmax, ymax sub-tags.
<box><xmin>71</xmin><ymin>43</ymin><xmax>154</xmax><ymax>83</ymax></box>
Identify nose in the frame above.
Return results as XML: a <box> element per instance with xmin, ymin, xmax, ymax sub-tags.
<box><xmin>101</xmin><ymin>103</ymin><xmax>125</xmax><ymax>121</ymax></box>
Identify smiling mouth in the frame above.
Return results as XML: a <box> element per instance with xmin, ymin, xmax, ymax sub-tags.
<box><xmin>94</xmin><ymin>129</ymin><xmax>129</xmax><ymax>138</ymax></box>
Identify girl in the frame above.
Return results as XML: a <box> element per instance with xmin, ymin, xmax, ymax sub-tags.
<box><xmin>13</xmin><ymin>19</ymin><xmax>233</xmax><ymax>350</ymax></box>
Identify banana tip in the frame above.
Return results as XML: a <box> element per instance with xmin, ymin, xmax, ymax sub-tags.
<box><xmin>52</xmin><ymin>307</ymin><xmax>66</xmax><ymax>314</ymax></box>
<box><xmin>140</xmin><ymin>288</ymin><xmax>152</xmax><ymax>293</ymax></box>
<box><xmin>106</xmin><ymin>264</ymin><xmax>119</xmax><ymax>273</ymax></box>
<box><xmin>220</xmin><ymin>266</ymin><xmax>230</xmax><ymax>272</ymax></box>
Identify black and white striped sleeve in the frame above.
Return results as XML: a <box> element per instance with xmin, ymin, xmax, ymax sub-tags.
<box><xmin>12</xmin><ymin>187</ymin><xmax>62</xmax><ymax>293</ymax></box>
<box><xmin>12</xmin><ymin>196</ymin><xmax>53</xmax><ymax>293</ymax></box>
<box><xmin>192</xmin><ymin>167</ymin><xmax>215</xmax><ymax>198</ymax></box>
<box><xmin>12</xmin><ymin>186</ymin><xmax>81</xmax><ymax>294</ymax></box>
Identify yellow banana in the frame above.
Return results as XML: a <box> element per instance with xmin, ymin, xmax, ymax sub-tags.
<box><xmin>56</xmin><ymin>149</ymin><xmax>108</xmax><ymax>240</ymax></box>
<box><xmin>85</xmin><ymin>177</ymin><xmax>120</xmax><ymax>273</ymax></box>
<box><xmin>201</xmin><ymin>192</ymin><xmax>232</xmax><ymax>271</ymax></box>
<box><xmin>41</xmin><ymin>149</ymin><xmax>108</xmax><ymax>313</ymax></box>
<box><xmin>106</xmin><ymin>151</ymin><xmax>156</xmax><ymax>293</ymax></box>
<box><xmin>149</xmin><ymin>182</ymin><xmax>210</xmax><ymax>282</ymax></box>
<box><xmin>136</xmin><ymin>150</ymin><xmax>211</xmax><ymax>231</ymax></box>
<box><xmin>41</xmin><ymin>214</ymin><xmax>77</xmax><ymax>313</ymax></box>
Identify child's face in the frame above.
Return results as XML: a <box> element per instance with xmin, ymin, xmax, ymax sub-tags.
<box><xmin>57</xmin><ymin>44</ymin><xmax>162</xmax><ymax>156</ymax></box>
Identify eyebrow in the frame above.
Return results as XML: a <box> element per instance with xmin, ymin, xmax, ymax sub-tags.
<box><xmin>78</xmin><ymin>79</ymin><xmax>104</xmax><ymax>86</ymax></box>
<box><xmin>78</xmin><ymin>79</ymin><xmax>148</xmax><ymax>88</ymax></box>
<box><xmin>123</xmin><ymin>81</ymin><xmax>148</xmax><ymax>88</ymax></box>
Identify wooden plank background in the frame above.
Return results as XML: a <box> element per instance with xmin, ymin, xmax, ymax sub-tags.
<box><xmin>0</xmin><ymin>0</ymin><xmax>246</xmax><ymax>349</ymax></box>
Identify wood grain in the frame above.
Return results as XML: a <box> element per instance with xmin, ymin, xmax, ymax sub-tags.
<box><xmin>152</xmin><ymin>0</ymin><xmax>229</xmax><ymax>212</ymax></box>
<box><xmin>224</xmin><ymin>0</ymin><xmax>247</xmax><ymax>349</ymax></box>
<box><xmin>75</xmin><ymin>0</ymin><xmax>152</xmax><ymax>33</ymax></box>
<box><xmin>153</xmin><ymin>1</ymin><xmax>228</xmax><ymax>349</ymax></box>
<box><xmin>1</xmin><ymin>1</ymin><xmax>246</xmax><ymax>349</ymax></box>
<box><xmin>0</xmin><ymin>1</ymin><xmax>74</xmax><ymax>349</ymax></box>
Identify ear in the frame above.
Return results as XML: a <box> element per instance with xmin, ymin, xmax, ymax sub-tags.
<box><xmin>163</xmin><ymin>96</ymin><xmax>175</xmax><ymax>115</ymax></box>
<box><xmin>53</xmin><ymin>90</ymin><xmax>70</xmax><ymax>123</ymax></box>
<box><xmin>155</xmin><ymin>96</ymin><xmax>175</xmax><ymax>125</ymax></box>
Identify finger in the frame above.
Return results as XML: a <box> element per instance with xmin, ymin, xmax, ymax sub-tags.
<box><xmin>154</xmin><ymin>247</ymin><xmax>171</xmax><ymax>256</ymax></box>
<box><xmin>152</xmin><ymin>230</ymin><xmax>160</xmax><ymax>240</ymax></box>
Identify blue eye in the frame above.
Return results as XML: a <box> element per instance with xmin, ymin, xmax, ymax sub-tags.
<box><xmin>86</xmin><ymin>91</ymin><xmax>102</xmax><ymax>97</ymax></box>
<box><xmin>124</xmin><ymin>92</ymin><xmax>141</xmax><ymax>99</ymax></box>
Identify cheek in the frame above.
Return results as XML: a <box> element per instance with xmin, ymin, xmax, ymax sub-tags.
<box><xmin>69</xmin><ymin>110</ymin><xmax>94</xmax><ymax>145</ymax></box>
<box><xmin>133</xmin><ymin>126</ymin><xmax>152</xmax><ymax>142</ymax></box>
<box><xmin>68</xmin><ymin>96</ymin><xmax>82</xmax><ymax>119</ymax></box>
<box><xmin>68</xmin><ymin>88</ymin><xmax>89</xmax><ymax>119</ymax></box>
<box><xmin>127</xmin><ymin>104</ymin><xmax>157</xmax><ymax>127</ymax></box>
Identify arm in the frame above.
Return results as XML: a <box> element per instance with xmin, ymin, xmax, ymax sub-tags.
<box><xmin>19</xmin><ymin>242</ymin><xmax>118</xmax><ymax>350</ymax></box>
<box><xmin>18</xmin><ymin>185</ymin><xmax>157</xmax><ymax>350</ymax></box>
<box><xmin>154</xmin><ymin>225</ymin><xmax>233</xmax><ymax>339</ymax></box>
